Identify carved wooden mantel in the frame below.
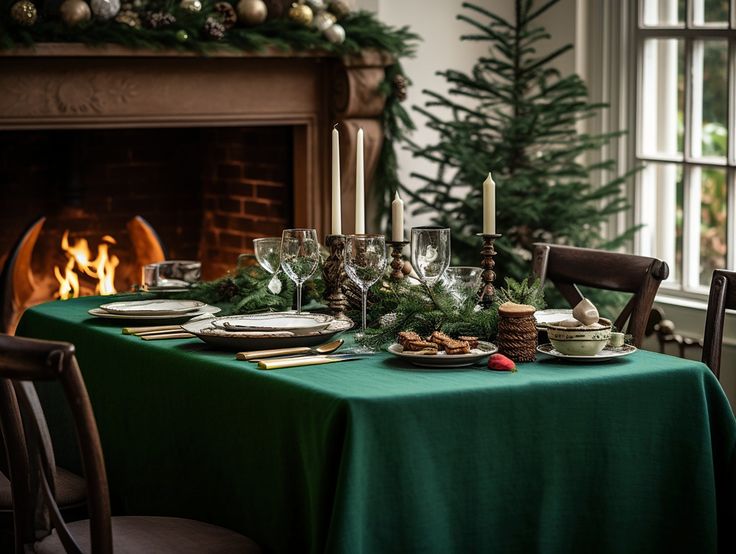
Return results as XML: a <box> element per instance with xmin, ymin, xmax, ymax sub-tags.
<box><xmin>0</xmin><ymin>43</ymin><xmax>391</xmax><ymax>237</ymax></box>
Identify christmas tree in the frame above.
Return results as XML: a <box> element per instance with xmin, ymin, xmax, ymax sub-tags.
<box><xmin>406</xmin><ymin>0</ymin><xmax>637</xmax><ymax>282</ymax></box>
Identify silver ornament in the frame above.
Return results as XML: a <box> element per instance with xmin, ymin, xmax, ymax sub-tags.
<box><xmin>179</xmin><ymin>0</ymin><xmax>201</xmax><ymax>12</ymax></box>
<box><xmin>91</xmin><ymin>0</ymin><xmax>120</xmax><ymax>20</ymax></box>
<box><xmin>305</xmin><ymin>0</ymin><xmax>324</xmax><ymax>9</ymax></box>
<box><xmin>312</xmin><ymin>9</ymin><xmax>335</xmax><ymax>31</ymax></box>
<box><xmin>267</xmin><ymin>274</ymin><xmax>282</xmax><ymax>295</ymax></box>
<box><xmin>323</xmin><ymin>22</ymin><xmax>345</xmax><ymax>44</ymax></box>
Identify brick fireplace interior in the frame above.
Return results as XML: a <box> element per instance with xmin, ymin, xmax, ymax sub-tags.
<box><xmin>0</xmin><ymin>125</ymin><xmax>294</xmax><ymax>291</ymax></box>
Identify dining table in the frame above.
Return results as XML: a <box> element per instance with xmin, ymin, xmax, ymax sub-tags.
<box><xmin>15</xmin><ymin>295</ymin><xmax>736</xmax><ymax>553</ymax></box>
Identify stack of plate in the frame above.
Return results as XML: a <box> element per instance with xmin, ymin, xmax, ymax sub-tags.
<box><xmin>182</xmin><ymin>313</ymin><xmax>353</xmax><ymax>350</ymax></box>
<box><xmin>89</xmin><ymin>299</ymin><xmax>220</xmax><ymax>322</ymax></box>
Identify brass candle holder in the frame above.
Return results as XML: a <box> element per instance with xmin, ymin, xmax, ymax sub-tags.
<box><xmin>387</xmin><ymin>240</ymin><xmax>409</xmax><ymax>281</ymax></box>
<box><xmin>323</xmin><ymin>234</ymin><xmax>349</xmax><ymax>319</ymax></box>
<box><xmin>478</xmin><ymin>233</ymin><xmax>502</xmax><ymax>308</ymax></box>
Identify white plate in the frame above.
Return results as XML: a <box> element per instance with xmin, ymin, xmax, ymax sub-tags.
<box><xmin>211</xmin><ymin>313</ymin><xmax>333</xmax><ymax>335</ymax></box>
<box><xmin>536</xmin><ymin>343</ymin><xmax>637</xmax><ymax>362</ymax></box>
<box><xmin>534</xmin><ymin>309</ymin><xmax>573</xmax><ymax>328</ymax></box>
<box><xmin>100</xmin><ymin>299</ymin><xmax>205</xmax><ymax>315</ymax></box>
<box><xmin>142</xmin><ymin>285</ymin><xmax>192</xmax><ymax>293</ymax></box>
<box><xmin>182</xmin><ymin>316</ymin><xmax>353</xmax><ymax>351</ymax></box>
<box><xmin>88</xmin><ymin>304</ymin><xmax>220</xmax><ymax>322</ymax></box>
<box><xmin>387</xmin><ymin>341</ymin><xmax>498</xmax><ymax>368</ymax></box>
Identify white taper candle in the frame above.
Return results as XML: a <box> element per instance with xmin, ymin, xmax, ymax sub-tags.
<box><xmin>483</xmin><ymin>172</ymin><xmax>496</xmax><ymax>234</ymax></box>
<box><xmin>391</xmin><ymin>191</ymin><xmax>404</xmax><ymax>241</ymax></box>
<box><xmin>355</xmin><ymin>128</ymin><xmax>365</xmax><ymax>234</ymax></box>
<box><xmin>331</xmin><ymin>126</ymin><xmax>342</xmax><ymax>235</ymax></box>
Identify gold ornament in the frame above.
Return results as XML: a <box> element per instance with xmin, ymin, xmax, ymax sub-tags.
<box><xmin>60</xmin><ymin>0</ymin><xmax>92</xmax><ymax>25</ymax></box>
<box><xmin>288</xmin><ymin>2</ymin><xmax>312</xmax><ymax>25</ymax></box>
<box><xmin>328</xmin><ymin>0</ymin><xmax>349</xmax><ymax>19</ymax></box>
<box><xmin>10</xmin><ymin>0</ymin><xmax>37</xmax><ymax>26</ymax></box>
<box><xmin>179</xmin><ymin>0</ymin><xmax>201</xmax><ymax>13</ymax></box>
<box><xmin>115</xmin><ymin>8</ymin><xmax>140</xmax><ymax>27</ymax></box>
<box><xmin>237</xmin><ymin>0</ymin><xmax>267</xmax><ymax>25</ymax></box>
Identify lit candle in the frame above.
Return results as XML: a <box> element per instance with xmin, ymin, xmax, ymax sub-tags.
<box><xmin>391</xmin><ymin>191</ymin><xmax>404</xmax><ymax>241</ymax></box>
<box><xmin>355</xmin><ymin>128</ymin><xmax>365</xmax><ymax>234</ymax></box>
<box><xmin>483</xmin><ymin>171</ymin><xmax>496</xmax><ymax>234</ymax></box>
<box><xmin>331</xmin><ymin>126</ymin><xmax>342</xmax><ymax>235</ymax></box>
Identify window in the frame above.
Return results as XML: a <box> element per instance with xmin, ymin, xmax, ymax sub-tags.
<box><xmin>635</xmin><ymin>0</ymin><xmax>735</xmax><ymax>295</ymax></box>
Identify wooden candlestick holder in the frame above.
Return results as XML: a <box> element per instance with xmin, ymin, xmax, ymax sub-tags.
<box><xmin>323</xmin><ymin>234</ymin><xmax>349</xmax><ymax>319</ymax></box>
<box><xmin>478</xmin><ymin>233</ymin><xmax>502</xmax><ymax>308</ymax></box>
<box><xmin>387</xmin><ymin>240</ymin><xmax>409</xmax><ymax>281</ymax></box>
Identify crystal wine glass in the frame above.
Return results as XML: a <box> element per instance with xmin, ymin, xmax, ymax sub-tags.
<box><xmin>442</xmin><ymin>266</ymin><xmax>482</xmax><ymax>306</ymax></box>
<box><xmin>280</xmin><ymin>229</ymin><xmax>320</xmax><ymax>314</ymax></box>
<box><xmin>253</xmin><ymin>237</ymin><xmax>283</xmax><ymax>294</ymax></box>
<box><xmin>411</xmin><ymin>227</ymin><xmax>451</xmax><ymax>285</ymax></box>
<box><xmin>344</xmin><ymin>234</ymin><xmax>388</xmax><ymax>349</ymax></box>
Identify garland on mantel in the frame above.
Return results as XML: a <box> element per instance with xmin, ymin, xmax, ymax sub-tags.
<box><xmin>0</xmin><ymin>2</ymin><xmax>418</xmax><ymax>216</ymax></box>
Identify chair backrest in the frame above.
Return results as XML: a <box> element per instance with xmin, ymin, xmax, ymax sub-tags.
<box><xmin>702</xmin><ymin>269</ymin><xmax>736</xmax><ymax>379</ymax></box>
<box><xmin>0</xmin><ymin>334</ymin><xmax>112</xmax><ymax>554</ymax></box>
<box><xmin>532</xmin><ymin>243</ymin><xmax>670</xmax><ymax>347</ymax></box>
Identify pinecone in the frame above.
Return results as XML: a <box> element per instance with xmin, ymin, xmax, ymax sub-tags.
<box><xmin>115</xmin><ymin>9</ymin><xmax>142</xmax><ymax>28</ymax></box>
<box><xmin>204</xmin><ymin>16</ymin><xmax>226</xmax><ymax>39</ymax></box>
<box><xmin>144</xmin><ymin>10</ymin><xmax>176</xmax><ymax>28</ymax></box>
<box><xmin>392</xmin><ymin>74</ymin><xmax>408</xmax><ymax>102</ymax></box>
<box><xmin>213</xmin><ymin>1</ymin><xmax>237</xmax><ymax>29</ymax></box>
<box><xmin>217</xmin><ymin>278</ymin><xmax>240</xmax><ymax>300</ymax></box>
<box><xmin>343</xmin><ymin>278</ymin><xmax>378</xmax><ymax>311</ymax></box>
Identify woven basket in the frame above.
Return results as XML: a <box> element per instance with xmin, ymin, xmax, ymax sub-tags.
<box><xmin>497</xmin><ymin>303</ymin><xmax>537</xmax><ymax>362</ymax></box>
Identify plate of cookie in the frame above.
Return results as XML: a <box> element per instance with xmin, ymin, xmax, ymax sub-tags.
<box><xmin>388</xmin><ymin>331</ymin><xmax>498</xmax><ymax>368</ymax></box>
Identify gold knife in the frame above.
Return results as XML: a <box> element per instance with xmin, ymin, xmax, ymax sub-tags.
<box><xmin>257</xmin><ymin>354</ymin><xmax>363</xmax><ymax>370</ymax></box>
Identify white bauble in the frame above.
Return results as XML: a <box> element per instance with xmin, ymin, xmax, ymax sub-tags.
<box><xmin>90</xmin><ymin>0</ymin><xmax>120</xmax><ymax>20</ymax></box>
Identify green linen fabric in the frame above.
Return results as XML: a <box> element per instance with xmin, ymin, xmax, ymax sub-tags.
<box><xmin>16</xmin><ymin>296</ymin><xmax>736</xmax><ymax>554</ymax></box>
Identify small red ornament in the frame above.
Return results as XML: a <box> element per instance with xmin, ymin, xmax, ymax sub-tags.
<box><xmin>488</xmin><ymin>353</ymin><xmax>517</xmax><ymax>372</ymax></box>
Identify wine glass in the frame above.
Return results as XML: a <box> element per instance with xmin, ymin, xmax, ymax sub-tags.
<box><xmin>253</xmin><ymin>237</ymin><xmax>283</xmax><ymax>294</ymax></box>
<box><xmin>411</xmin><ymin>227</ymin><xmax>451</xmax><ymax>285</ymax></box>
<box><xmin>442</xmin><ymin>266</ymin><xmax>482</xmax><ymax>306</ymax></box>
<box><xmin>344</xmin><ymin>234</ymin><xmax>388</xmax><ymax>349</ymax></box>
<box><xmin>280</xmin><ymin>229</ymin><xmax>320</xmax><ymax>314</ymax></box>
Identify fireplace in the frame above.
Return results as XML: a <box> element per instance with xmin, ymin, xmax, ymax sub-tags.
<box><xmin>0</xmin><ymin>44</ymin><xmax>390</xmax><ymax>332</ymax></box>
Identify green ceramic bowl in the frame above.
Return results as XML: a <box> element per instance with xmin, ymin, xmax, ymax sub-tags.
<box><xmin>546</xmin><ymin>318</ymin><xmax>612</xmax><ymax>356</ymax></box>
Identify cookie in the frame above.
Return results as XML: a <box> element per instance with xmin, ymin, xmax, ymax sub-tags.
<box><xmin>404</xmin><ymin>340</ymin><xmax>439</xmax><ymax>352</ymax></box>
<box><xmin>458</xmin><ymin>336</ymin><xmax>479</xmax><ymax>349</ymax></box>
<box><xmin>444</xmin><ymin>339</ymin><xmax>471</xmax><ymax>355</ymax></box>
<box><xmin>428</xmin><ymin>331</ymin><xmax>453</xmax><ymax>348</ymax></box>
<box><xmin>397</xmin><ymin>331</ymin><xmax>421</xmax><ymax>347</ymax></box>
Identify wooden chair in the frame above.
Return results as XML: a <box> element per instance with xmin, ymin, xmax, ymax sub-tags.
<box><xmin>0</xmin><ymin>334</ymin><xmax>262</xmax><ymax>554</ymax></box>
<box><xmin>533</xmin><ymin>243</ymin><xmax>670</xmax><ymax>347</ymax></box>
<box><xmin>702</xmin><ymin>269</ymin><xmax>736</xmax><ymax>380</ymax></box>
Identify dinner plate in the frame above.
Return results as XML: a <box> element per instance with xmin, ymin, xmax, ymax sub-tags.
<box><xmin>210</xmin><ymin>313</ymin><xmax>333</xmax><ymax>335</ymax></box>
<box><xmin>534</xmin><ymin>309</ymin><xmax>573</xmax><ymax>329</ymax></box>
<box><xmin>387</xmin><ymin>341</ymin><xmax>497</xmax><ymax>368</ymax></box>
<box><xmin>182</xmin><ymin>317</ymin><xmax>353</xmax><ymax>351</ymax></box>
<box><xmin>88</xmin><ymin>304</ymin><xmax>220</xmax><ymax>322</ymax></box>
<box><xmin>100</xmin><ymin>299</ymin><xmax>205</xmax><ymax>315</ymax></box>
<box><xmin>536</xmin><ymin>343</ymin><xmax>637</xmax><ymax>362</ymax></box>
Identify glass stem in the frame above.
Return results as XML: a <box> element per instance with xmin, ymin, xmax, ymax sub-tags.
<box><xmin>361</xmin><ymin>289</ymin><xmax>368</xmax><ymax>333</ymax></box>
<box><xmin>296</xmin><ymin>282</ymin><xmax>303</xmax><ymax>314</ymax></box>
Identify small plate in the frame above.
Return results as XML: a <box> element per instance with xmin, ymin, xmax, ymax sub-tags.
<box><xmin>536</xmin><ymin>343</ymin><xmax>637</xmax><ymax>362</ymax></box>
<box><xmin>182</xmin><ymin>317</ymin><xmax>353</xmax><ymax>351</ymax></box>
<box><xmin>210</xmin><ymin>313</ymin><xmax>333</xmax><ymax>335</ymax></box>
<box><xmin>100</xmin><ymin>299</ymin><xmax>205</xmax><ymax>315</ymax></box>
<box><xmin>534</xmin><ymin>309</ymin><xmax>573</xmax><ymax>329</ymax></box>
<box><xmin>387</xmin><ymin>341</ymin><xmax>497</xmax><ymax>368</ymax></box>
<box><xmin>88</xmin><ymin>304</ymin><xmax>220</xmax><ymax>322</ymax></box>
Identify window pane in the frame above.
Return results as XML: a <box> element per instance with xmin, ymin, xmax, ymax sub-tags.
<box><xmin>640</xmin><ymin>39</ymin><xmax>685</xmax><ymax>157</ymax></box>
<box><xmin>691</xmin><ymin>40</ymin><xmax>728</xmax><ymax>160</ymax></box>
<box><xmin>691</xmin><ymin>0</ymin><xmax>729</xmax><ymax>25</ymax></box>
<box><xmin>642</xmin><ymin>0</ymin><xmax>685</xmax><ymax>26</ymax></box>
<box><xmin>697</xmin><ymin>166</ymin><xmax>727</xmax><ymax>286</ymax></box>
<box><xmin>640</xmin><ymin>163</ymin><xmax>684</xmax><ymax>283</ymax></box>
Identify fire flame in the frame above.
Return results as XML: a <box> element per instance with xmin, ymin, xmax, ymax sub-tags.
<box><xmin>54</xmin><ymin>231</ymin><xmax>119</xmax><ymax>300</ymax></box>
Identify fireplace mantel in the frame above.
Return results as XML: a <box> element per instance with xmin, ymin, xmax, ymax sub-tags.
<box><xmin>0</xmin><ymin>43</ymin><xmax>391</xmax><ymax>236</ymax></box>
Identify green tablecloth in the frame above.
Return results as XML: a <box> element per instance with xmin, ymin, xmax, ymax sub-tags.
<box><xmin>16</xmin><ymin>296</ymin><xmax>736</xmax><ymax>553</ymax></box>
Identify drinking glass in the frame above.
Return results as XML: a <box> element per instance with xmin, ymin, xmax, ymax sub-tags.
<box><xmin>253</xmin><ymin>237</ymin><xmax>283</xmax><ymax>294</ymax></box>
<box><xmin>442</xmin><ymin>266</ymin><xmax>482</xmax><ymax>305</ymax></box>
<box><xmin>280</xmin><ymin>229</ymin><xmax>320</xmax><ymax>314</ymax></box>
<box><xmin>411</xmin><ymin>227</ymin><xmax>451</xmax><ymax>285</ymax></box>
<box><xmin>344</xmin><ymin>234</ymin><xmax>388</xmax><ymax>350</ymax></box>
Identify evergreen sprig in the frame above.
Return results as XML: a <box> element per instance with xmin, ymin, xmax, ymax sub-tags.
<box><xmin>406</xmin><ymin>0</ymin><xmax>640</xmax><ymax>285</ymax></box>
<box><xmin>356</xmin><ymin>276</ymin><xmax>545</xmax><ymax>350</ymax></box>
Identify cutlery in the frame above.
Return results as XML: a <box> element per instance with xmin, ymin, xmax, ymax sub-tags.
<box><xmin>257</xmin><ymin>354</ymin><xmax>363</xmax><ymax>370</ymax></box>
<box><xmin>135</xmin><ymin>328</ymin><xmax>186</xmax><ymax>337</ymax></box>
<box><xmin>141</xmin><ymin>332</ymin><xmax>195</xmax><ymax>341</ymax></box>
<box><xmin>122</xmin><ymin>324</ymin><xmax>183</xmax><ymax>335</ymax></box>
<box><xmin>235</xmin><ymin>339</ymin><xmax>344</xmax><ymax>361</ymax></box>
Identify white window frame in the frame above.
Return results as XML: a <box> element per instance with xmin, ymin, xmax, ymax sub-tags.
<box><xmin>632</xmin><ymin>0</ymin><xmax>735</xmax><ymax>301</ymax></box>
